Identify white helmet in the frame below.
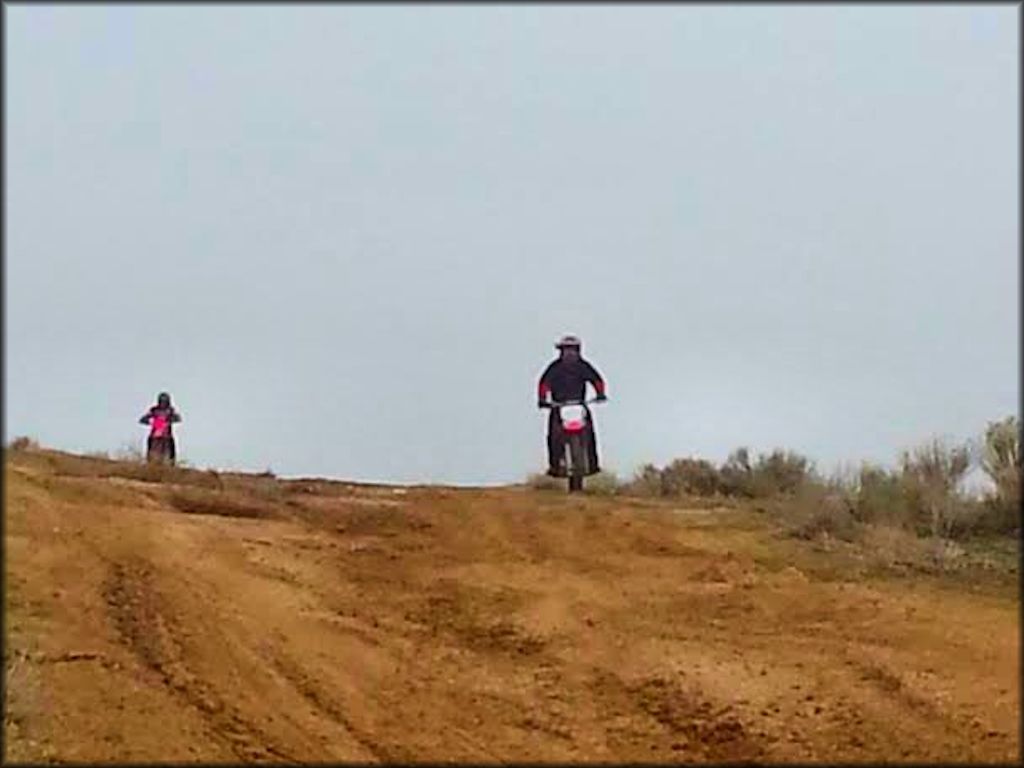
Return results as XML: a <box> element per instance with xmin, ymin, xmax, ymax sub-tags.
<box><xmin>555</xmin><ymin>334</ymin><xmax>582</xmax><ymax>350</ymax></box>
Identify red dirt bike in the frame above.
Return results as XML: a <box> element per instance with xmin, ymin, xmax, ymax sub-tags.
<box><xmin>541</xmin><ymin>397</ymin><xmax>605</xmax><ymax>493</ymax></box>
<box><xmin>145</xmin><ymin>414</ymin><xmax>176</xmax><ymax>465</ymax></box>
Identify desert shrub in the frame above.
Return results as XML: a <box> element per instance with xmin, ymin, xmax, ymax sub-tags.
<box><xmin>941</xmin><ymin>495</ymin><xmax>993</xmax><ymax>540</ymax></box>
<box><xmin>620</xmin><ymin>448</ymin><xmax>813</xmax><ymax>500</ymax></box>
<box><xmin>846</xmin><ymin>454</ymin><xmax>999</xmax><ymax>542</ymax></box>
<box><xmin>752</xmin><ymin>449</ymin><xmax>813</xmax><ymax>496</ymax></box>
<box><xmin>852</xmin><ymin>463</ymin><xmax>915</xmax><ymax>528</ymax></box>
<box><xmin>584</xmin><ymin>470</ymin><xmax>620</xmax><ymax>496</ymax></box>
<box><xmin>619</xmin><ymin>464</ymin><xmax>666</xmax><ymax>497</ymax></box>
<box><xmin>978</xmin><ymin>416</ymin><xmax>1021</xmax><ymax>534</ymax></box>
<box><xmin>783</xmin><ymin>483</ymin><xmax>859</xmax><ymax>542</ymax></box>
<box><xmin>620</xmin><ymin>459</ymin><xmax>722</xmax><ymax>497</ymax></box>
<box><xmin>6</xmin><ymin>436</ymin><xmax>39</xmax><ymax>452</ymax></box>
<box><xmin>718</xmin><ymin>447</ymin><xmax>754</xmax><ymax>497</ymax></box>
<box><xmin>857</xmin><ymin>523</ymin><xmax>970</xmax><ymax>574</ymax></box>
<box><xmin>660</xmin><ymin>458</ymin><xmax>721</xmax><ymax>496</ymax></box>
<box><xmin>898</xmin><ymin>437</ymin><xmax>972</xmax><ymax>539</ymax></box>
<box><xmin>716</xmin><ymin>447</ymin><xmax>813</xmax><ymax>498</ymax></box>
<box><xmin>859</xmin><ymin>524</ymin><xmax>934</xmax><ymax>571</ymax></box>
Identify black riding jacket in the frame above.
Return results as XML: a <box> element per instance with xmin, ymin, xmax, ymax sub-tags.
<box><xmin>537</xmin><ymin>357</ymin><xmax>606</xmax><ymax>403</ymax></box>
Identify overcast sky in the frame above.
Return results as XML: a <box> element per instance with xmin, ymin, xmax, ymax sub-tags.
<box><xmin>5</xmin><ymin>4</ymin><xmax>1019</xmax><ymax>485</ymax></box>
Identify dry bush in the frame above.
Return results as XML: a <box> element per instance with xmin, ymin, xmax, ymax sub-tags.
<box><xmin>752</xmin><ymin>449</ymin><xmax>813</xmax><ymax>496</ymax></box>
<box><xmin>620</xmin><ymin>460</ymin><xmax>718</xmax><ymax>497</ymax></box>
<box><xmin>660</xmin><ymin>458</ymin><xmax>721</xmax><ymax>496</ymax></box>
<box><xmin>846</xmin><ymin>457</ymin><xmax>993</xmax><ymax>542</ymax></box>
<box><xmin>584</xmin><ymin>471</ymin><xmax>620</xmax><ymax>495</ymax></box>
<box><xmin>717</xmin><ymin>447</ymin><xmax>813</xmax><ymax>498</ymax></box>
<box><xmin>620</xmin><ymin>447</ymin><xmax>813</xmax><ymax>500</ymax></box>
<box><xmin>783</xmin><ymin>484</ymin><xmax>859</xmax><ymax>542</ymax></box>
<box><xmin>939</xmin><ymin>496</ymin><xmax>997</xmax><ymax>540</ymax></box>
<box><xmin>619</xmin><ymin>464</ymin><xmax>664</xmax><ymax>496</ymax></box>
<box><xmin>927</xmin><ymin>536</ymin><xmax>968</xmax><ymax>571</ymax></box>
<box><xmin>859</xmin><ymin>524</ymin><xmax>934</xmax><ymax>571</ymax></box>
<box><xmin>852</xmin><ymin>463</ymin><xmax>915</xmax><ymax>528</ymax></box>
<box><xmin>718</xmin><ymin>447</ymin><xmax>754</xmax><ymax>496</ymax></box>
<box><xmin>6</xmin><ymin>436</ymin><xmax>39</xmax><ymax>452</ymax></box>
<box><xmin>899</xmin><ymin>438</ymin><xmax>972</xmax><ymax>539</ymax></box>
<box><xmin>979</xmin><ymin>416</ymin><xmax>1021</xmax><ymax>534</ymax></box>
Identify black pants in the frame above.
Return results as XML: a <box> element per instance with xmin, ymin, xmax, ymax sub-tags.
<box><xmin>547</xmin><ymin>409</ymin><xmax>600</xmax><ymax>476</ymax></box>
<box><xmin>147</xmin><ymin>435</ymin><xmax>176</xmax><ymax>464</ymax></box>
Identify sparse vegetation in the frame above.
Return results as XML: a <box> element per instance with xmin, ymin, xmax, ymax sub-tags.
<box><xmin>898</xmin><ymin>437</ymin><xmax>972</xmax><ymax>539</ymax></box>
<box><xmin>784</xmin><ymin>483</ymin><xmax>859</xmax><ymax>542</ymax></box>
<box><xmin>5</xmin><ymin>435</ymin><xmax>1016</xmax><ymax>763</ymax></box>
<box><xmin>978</xmin><ymin>416</ymin><xmax>1021</xmax><ymax>534</ymax></box>
<box><xmin>115</xmin><ymin>441</ymin><xmax>146</xmax><ymax>463</ymax></box>
<box><xmin>6</xmin><ymin>436</ymin><xmax>39</xmax><ymax>452</ymax></box>
<box><xmin>584</xmin><ymin>470</ymin><xmax>620</xmax><ymax>495</ymax></box>
<box><xmin>618</xmin><ymin>463</ymin><xmax>663</xmax><ymax>496</ymax></box>
<box><xmin>3</xmin><ymin>647</ymin><xmax>41</xmax><ymax>747</ymax></box>
<box><xmin>655</xmin><ymin>458</ymin><xmax>722</xmax><ymax>496</ymax></box>
<box><xmin>620</xmin><ymin>447</ymin><xmax>814</xmax><ymax>499</ymax></box>
<box><xmin>607</xmin><ymin>416</ymin><xmax>1019</xmax><ymax>573</ymax></box>
<box><xmin>17</xmin><ymin>412</ymin><xmax>1023</xmax><ymax>567</ymax></box>
<box><xmin>849</xmin><ymin>462</ymin><xmax>913</xmax><ymax>528</ymax></box>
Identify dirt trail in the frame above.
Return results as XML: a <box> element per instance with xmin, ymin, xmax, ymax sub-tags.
<box><xmin>4</xmin><ymin>450</ymin><xmax>1019</xmax><ymax>763</ymax></box>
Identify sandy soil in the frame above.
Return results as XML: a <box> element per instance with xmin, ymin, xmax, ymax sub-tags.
<box><xmin>4</xmin><ymin>449</ymin><xmax>1019</xmax><ymax>763</ymax></box>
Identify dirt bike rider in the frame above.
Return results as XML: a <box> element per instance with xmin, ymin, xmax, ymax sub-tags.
<box><xmin>537</xmin><ymin>335</ymin><xmax>608</xmax><ymax>477</ymax></box>
<box><xmin>139</xmin><ymin>391</ymin><xmax>182</xmax><ymax>464</ymax></box>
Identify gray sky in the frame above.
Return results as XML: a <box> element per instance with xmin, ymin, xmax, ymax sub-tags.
<box><xmin>5</xmin><ymin>4</ymin><xmax>1019</xmax><ymax>485</ymax></box>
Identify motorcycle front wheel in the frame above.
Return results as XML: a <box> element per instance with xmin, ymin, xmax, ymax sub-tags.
<box><xmin>567</xmin><ymin>433</ymin><xmax>587</xmax><ymax>493</ymax></box>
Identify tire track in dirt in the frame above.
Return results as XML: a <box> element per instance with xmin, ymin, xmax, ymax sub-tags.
<box><xmin>396</xmin><ymin>568</ymin><xmax>765</xmax><ymax>760</ymax></box>
<box><xmin>586</xmin><ymin>669</ymin><xmax>767</xmax><ymax>761</ymax></box>
<box><xmin>7</xmin><ymin>450</ymin><xmax>1018</xmax><ymax>763</ymax></box>
<box><xmin>101</xmin><ymin>558</ymin><xmax>297</xmax><ymax>763</ymax></box>
<box><xmin>833</xmin><ymin>649</ymin><xmax>1010</xmax><ymax>759</ymax></box>
<box><xmin>263</xmin><ymin>649</ymin><xmax>398</xmax><ymax>763</ymax></box>
<box><xmin>404</xmin><ymin>579</ymin><xmax>549</xmax><ymax>658</ymax></box>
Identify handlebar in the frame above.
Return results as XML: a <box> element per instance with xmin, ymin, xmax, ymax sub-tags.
<box><xmin>539</xmin><ymin>397</ymin><xmax>607</xmax><ymax>408</ymax></box>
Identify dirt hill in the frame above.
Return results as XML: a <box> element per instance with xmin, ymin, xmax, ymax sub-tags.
<box><xmin>4</xmin><ymin>448</ymin><xmax>1019</xmax><ymax>763</ymax></box>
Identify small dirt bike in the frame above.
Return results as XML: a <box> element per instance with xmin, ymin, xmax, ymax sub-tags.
<box><xmin>145</xmin><ymin>415</ymin><xmax>176</xmax><ymax>465</ymax></box>
<box><xmin>541</xmin><ymin>397</ymin><xmax>605</xmax><ymax>493</ymax></box>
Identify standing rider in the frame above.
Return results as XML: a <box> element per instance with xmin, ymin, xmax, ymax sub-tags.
<box><xmin>139</xmin><ymin>391</ymin><xmax>182</xmax><ymax>464</ymax></box>
<box><xmin>537</xmin><ymin>335</ymin><xmax>608</xmax><ymax>477</ymax></box>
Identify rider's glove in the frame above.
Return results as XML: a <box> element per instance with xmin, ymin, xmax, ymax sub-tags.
<box><xmin>595</xmin><ymin>393</ymin><xmax>608</xmax><ymax>402</ymax></box>
<box><xmin>537</xmin><ymin>400</ymin><xmax>548</xmax><ymax>409</ymax></box>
